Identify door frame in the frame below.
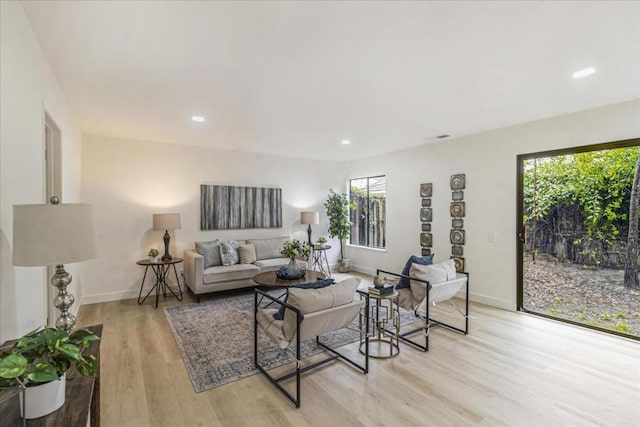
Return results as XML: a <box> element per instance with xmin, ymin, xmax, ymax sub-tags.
<box><xmin>516</xmin><ymin>137</ymin><xmax>640</xmax><ymax>339</ymax></box>
<box><xmin>44</xmin><ymin>111</ymin><xmax>62</xmax><ymax>327</ymax></box>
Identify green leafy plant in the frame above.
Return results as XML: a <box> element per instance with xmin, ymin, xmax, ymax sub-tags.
<box><xmin>553</xmin><ymin>297</ymin><xmax>567</xmax><ymax>303</ymax></box>
<box><xmin>148</xmin><ymin>248</ymin><xmax>159</xmax><ymax>257</ymax></box>
<box><xmin>324</xmin><ymin>189</ymin><xmax>353</xmax><ymax>259</ymax></box>
<box><xmin>316</xmin><ymin>236</ymin><xmax>327</xmax><ymax>244</ymax></box>
<box><xmin>0</xmin><ymin>327</ymin><xmax>100</xmax><ymax>387</ymax></box>
<box><xmin>548</xmin><ymin>308</ymin><xmax>560</xmax><ymax>314</ymax></box>
<box><xmin>616</xmin><ymin>312</ymin><xmax>626</xmax><ymax>318</ymax></box>
<box><xmin>614</xmin><ymin>320</ymin><xmax>633</xmax><ymax>334</ymax></box>
<box><xmin>280</xmin><ymin>239</ymin><xmax>310</xmax><ymax>259</ymax></box>
<box><xmin>602</xmin><ymin>314</ymin><xmax>612</xmax><ymax>321</ymax></box>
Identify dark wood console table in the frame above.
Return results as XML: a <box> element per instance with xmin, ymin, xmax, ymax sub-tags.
<box><xmin>0</xmin><ymin>324</ymin><xmax>102</xmax><ymax>426</ymax></box>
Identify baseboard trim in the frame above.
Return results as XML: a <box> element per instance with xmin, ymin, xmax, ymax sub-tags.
<box><xmin>351</xmin><ymin>264</ymin><xmax>513</xmax><ymax>311</ymax></box>
<box><xmin>350</xmin><ymin>264</ymin><xmax>376</xmax><ymax>276</ymax></box>
<box><xmin>464</xmin><ymin>292</ymin><xmax>514</xmax><ymax>311</ymax></box>
<box><xmin>81</xmin><ymin>288</ymin><xmax>152</xmax><ymax>305</ymax></box>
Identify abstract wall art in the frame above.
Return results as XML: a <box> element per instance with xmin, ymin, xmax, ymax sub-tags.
<box><xmin>450</xmin><ymin>202</ymin><xmax>465</xmax><ymax>218</ymax></box>
<box><xmin>420</xmin><ymin>208</ymin><xmax>433</xmax><ymax>222</ymax></box>
<box><xmin>420</xmin><ymin>183</ymin><xmax>433</xmax><ymax>255</ymax></box>
<box><xmin>450</xmin><ymin>174</ymin><xmax>467</xmax><ymax>272</ymax></box>
<box><xmin>200</xmin><ymin>184</ymin><xmax>282</xmax><ymax>230</ymax></box>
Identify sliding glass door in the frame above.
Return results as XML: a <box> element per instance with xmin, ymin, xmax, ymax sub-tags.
<box><xmin>517</xmin><ymin>139</ymin><xmax>640</xmax><ymax>339</ymax></box>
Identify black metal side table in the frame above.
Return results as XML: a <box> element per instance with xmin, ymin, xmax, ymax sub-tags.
<box><xmin>136</xmin><ymin>257</ymin><xmax>183</xmax><ymax>308</ymax></box>
<box><xmin>310</xmin><ymin>244</ymin><xmax>331</xmax><ymax>277</ymax></box>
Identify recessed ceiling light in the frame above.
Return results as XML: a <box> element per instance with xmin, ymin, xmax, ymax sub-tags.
<box><xmin>436</xmin><ymin>134</ymin><xmax>450</xmax><ymax>139</ymax></box>
<box><xmin>341</xmin><ymin>140</ymin><xmax>351</xmax><ymax>145</ymax></box>
<box><xmin>191</xmin><ymin>116</ymin><xmax>205</xmax><ymax>122</ymax></box>
<box><xmin>572</xmin><ymin>67</ymin><xmax>596</xmax><ymax>79</ymax></box>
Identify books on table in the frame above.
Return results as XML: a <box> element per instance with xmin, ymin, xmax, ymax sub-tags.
<box><xmin>369</xmin><ymin>284</ymin><xmax>394</xmax><ymax>296</ymax></box>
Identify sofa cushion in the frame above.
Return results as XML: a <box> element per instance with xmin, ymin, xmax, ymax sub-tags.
<box><xmin>238</xmin><ymin>243</ymin><xmax>257</xmax><ymax>264</ymax></box>
<box><xmin>247</xmin><ymin>237</ymin><xmax>289</xmax><ymax>261</ymax></box>
<box><xmin>283</xmin><ymin>278</ymin><xmax>360</xmax><ymax>341</ymax></box>
<box><xmin>195</xmin><ymin>239</ymin><xmax>222</xmax><ymax>268</ymax></box>
<box><xmin>203</xmin><ymin>263</ymin><xmax>260</xmax><ymax>284</ymax></box>
<box><xmin>220</xmin><ymin>240</ymin><xmax>240</xmax><ymax>265</ymax></box>
<box><xmin>397</xmin><ymin>254</ymin><xmax>434</xmax><ymax>289</ymax></box>
<box><xmin>254</xmin><ymin>258</ymin><xmax>307</xmax><ymax>273</ymax></box>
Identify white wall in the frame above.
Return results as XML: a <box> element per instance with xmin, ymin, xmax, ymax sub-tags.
<box><xmin>0</xmin><ymin>2</ymin><xmax>83</xmax><ymax>342</ymax></box>
<box><xmin>345</xmin><ymin>100</ymin><xmax>640</xmax><ymax>310</ymax></box>
<box><xmin>80</xmin><ymin>134</ymin><xmax>347</xmax><ymax>303</ymax></box>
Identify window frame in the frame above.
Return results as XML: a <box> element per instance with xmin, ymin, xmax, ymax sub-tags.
<box><xmin>348</xmin><ymin>174</ymin><xmax>386</xmax><ymax>249</ymax></box>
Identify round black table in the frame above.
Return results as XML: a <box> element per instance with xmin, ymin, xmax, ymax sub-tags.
<box><xmin>136</xmin><ymin>257</ymin><xmax>183</xmax><ymax>308</ymax></box>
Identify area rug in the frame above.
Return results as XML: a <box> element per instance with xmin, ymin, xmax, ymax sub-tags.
<box><xmin>163</xmin><ymin>289</ymin><xmax>417</xmax><ymax>393</ymax></box>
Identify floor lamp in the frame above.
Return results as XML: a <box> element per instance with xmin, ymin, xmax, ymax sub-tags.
<box><xmin>12</xmin><ymin>199</ymin><xmax>97</xmax><ymax>332</ymax></box>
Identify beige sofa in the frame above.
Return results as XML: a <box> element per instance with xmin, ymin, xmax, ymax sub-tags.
<box><xmin>183</xmin><ymin>236</ymin><xmax>307</xmax><ymax>302</ymax></box>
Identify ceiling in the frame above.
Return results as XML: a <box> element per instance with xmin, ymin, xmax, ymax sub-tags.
<box><xmin>21</xmin><ymin>1</ymin><xmax>640</xmax><ymax>161</ymax></box>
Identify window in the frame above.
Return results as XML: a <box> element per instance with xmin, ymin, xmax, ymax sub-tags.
<box><xmin>349</xmin><ymin>175</ymin><xmax>386</xmax><ymax>249</ymax></box>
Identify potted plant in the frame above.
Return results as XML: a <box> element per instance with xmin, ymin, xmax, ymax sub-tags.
<box><xmin>148</xmin><ymin>248</ymin><xmax>160</xmax><ymax>263</ymax></box>
<box><xmin>280</xmin><ymin>239</ymin><xmax>311</xmax><ymax>275</ymax></box>
<box><xmin>324</xmin><ymin>189</ymin><xmax>354</xmax><ymax>272</ymax></box>
<box><xmin>316</xmin><ymin>236</ymin><xmax>327</xmax><ymax>248</ymax></box>
<box><xmin>0</xmin><ymin>326</ymin><xmax>100</xmax><ymax>419</ymax></box>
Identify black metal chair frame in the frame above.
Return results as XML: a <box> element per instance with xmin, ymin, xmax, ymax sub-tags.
<box><xmin>377</xmin><ymin>269</ymin><xmax>469</xmax><ymax>352</ymax></box>
<box><xmin>253</xmin><ymin>289</ymin><xmax>370</xmax><ymax>408</ymax></box>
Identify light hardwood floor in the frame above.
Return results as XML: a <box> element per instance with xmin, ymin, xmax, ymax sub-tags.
<box><xmin>77</xmin><ymin>274</ymin><xmax>640</xmax><ymax>427</ymax></box>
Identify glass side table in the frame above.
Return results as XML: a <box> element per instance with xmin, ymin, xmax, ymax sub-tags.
<box><xmin>357</xmin><ymin>288</ymin><xmax>400</xmax><ymax>358</ymax></box>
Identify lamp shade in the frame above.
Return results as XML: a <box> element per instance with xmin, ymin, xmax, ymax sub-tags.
<box><xmin>153</xmin><ymin>213</ymin><xmax>181</xmax><ymax>230</ymax></box>
<box><xmin>300</xmin><ymin>211</ymin><xmax>319</xmax><ymax>225</ymax></box>
<box><xmin>12</xmin><ymin>204</ymin><xmax>97</xmax><ymax>266</ymax></box>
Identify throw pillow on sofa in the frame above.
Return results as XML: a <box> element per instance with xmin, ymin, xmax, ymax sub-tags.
<box><xmin>397</xmin><ymin>254</ymin><xmax>434</xmax><ymax>289</ymax></box>
<box><xmin>238</xmin><ymin>243</ymin><xmax>257</xmax><ymax>264</ymax></box>
<box><xmin>195</xmin><ymin>239</ymin><xmax>222</xmax><ymax>268</ymax></box>
<box><xmin>220</xmin><ymin>240</ymin><xmax>240</xmax><ymax>266</ymax></box>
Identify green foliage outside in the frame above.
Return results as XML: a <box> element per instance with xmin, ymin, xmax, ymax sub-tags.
<box><xmin>524</xmin><ymin>146</ymin><xmax>640</xmax><ymax>261</ymax></box>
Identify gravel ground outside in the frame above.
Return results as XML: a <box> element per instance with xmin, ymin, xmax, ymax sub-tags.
<box><xmin>523</xmin><ymin>253</ymin><xmax>640</xmax><ymax>337</ymax></box>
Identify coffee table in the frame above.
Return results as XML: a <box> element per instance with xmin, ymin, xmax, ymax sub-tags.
<box><xmin>253</xmin><ymin>270</ymin><xmax>326</xmax><ymax>288</ymax></box>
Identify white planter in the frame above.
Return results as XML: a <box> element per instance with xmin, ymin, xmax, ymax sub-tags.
<box><xmin>19</xmin><ymin>374</ymin><xmax>66</xmax><ymax>419</ymax></box>
<box><xmin>149</xmin><ymin>256</ymin><xmax>159</xmax><ymax>263</ymax></box>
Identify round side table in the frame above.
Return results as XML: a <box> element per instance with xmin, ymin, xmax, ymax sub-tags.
<box><xmin>310</xmin><ymin>244</ymin><xmax>332</xmax><ymax>277</ymax></box>
<box><xmin>136</xmin><ymin>257</ymin><xmax>184</xmax><ymax>308</ymax></box>
<box><xmin>358</xmin><ymin>288</ymin><xmax>400</xmax><ymax>358</ymax></box>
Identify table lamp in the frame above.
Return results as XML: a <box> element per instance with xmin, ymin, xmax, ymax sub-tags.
<box><xmin>12</xmin><ymin>198</ymin><xmax>97</xmax><ymax>332</ymax></box>
<box><xmin>300</xmin><ymin>211</ymin><xmax>319</xmax><ymax>245</ymax></box>
<box><xmin>153</xmin><ymin>213</ymin><xmax>181</xmax><ymax>261</ymax></box>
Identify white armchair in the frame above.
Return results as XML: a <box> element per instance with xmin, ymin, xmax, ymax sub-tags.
<box><xmin>253</xmin><ymin>278</ymin><xmax>369</xmax><ymax>408</ymax></box>
<box><xmin>378</xmin><ymin>259</ymin><xmax>469</xmax><ymax>351</ymax></box>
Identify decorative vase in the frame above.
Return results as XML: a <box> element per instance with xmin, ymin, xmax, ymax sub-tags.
<box><xmin>373</xmin><ymin>275</ymin><xmax>385</xmax><ymax>287</ymax></box>
<box><xmin>150</xmin><ymin>256</ymin><xmax>159</xmax><ymax>263</ymax></box>
<box><xmin>19</xmin><ymin>373</ymin><xmax>66</xmax><ymax>419</ymax></box>
<box><xmin>337</xmin><ymin>258</ymin><xmax>350</xmax><ymax>273</ymax></box>
<box><xmin>286</xmin><ymin>257</ymin><xmax>300</xmax><ymax>276</ymax></box>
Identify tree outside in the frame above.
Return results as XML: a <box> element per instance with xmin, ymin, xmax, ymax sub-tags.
<box><xmin>522</xmin><ymin>145</ymin><xmax>640</xmax><ymax>337</ymax></box>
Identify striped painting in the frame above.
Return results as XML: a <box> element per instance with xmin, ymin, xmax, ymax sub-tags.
<box><xmin>200</xmin><ymin>185</ymin><xmax>282</xmax><ymax>230</ymax></box>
